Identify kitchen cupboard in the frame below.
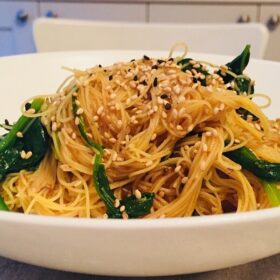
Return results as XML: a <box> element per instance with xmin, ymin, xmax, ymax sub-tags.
<box><xmin>149</xmin><ymin>4</ymin><xmax>258</xmax><ymax>23</ymax></box>
<box><xmin>39</xmin><ymin>2</ymin><xmax>146</xmax><ymax>22</ymax></box>
<box><xmin>0</xmin><ymin>0</ymin><xmax>280</xmax><ymax>61</ymax></box>
<box><xmin>0</xmin><ymin>1</ymin><xmax>38</xmax><ymax>56</ymax></box>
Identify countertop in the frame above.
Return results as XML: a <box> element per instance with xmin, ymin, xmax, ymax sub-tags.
<box><xmin>0</xmin><ymin>254</ymin><xmax>279</xmax><ymax>280</ymax></box>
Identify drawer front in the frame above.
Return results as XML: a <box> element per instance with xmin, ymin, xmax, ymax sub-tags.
<box><xmin>40</xmin><ymin>2</ymin><xmax>146</xmax><ymax>22</ymax></box>
<box><xmin>0</xmin><ymin>1</ymin><xmax>38</xmax><ymax>55</ymax></box>
<box><xmin>0</xmin><ymin>28</ymin><xmax>15</xmax><ymax>56</ymax></box>
<box><xmin>260</xmin><ymin>5</ymin><xmax>280</xmax><ymax>61</ymax></box>
<box><xmin>149</xmin><ymin>4</ymin><xmax>258</xmax><ymax>23</ymax></box>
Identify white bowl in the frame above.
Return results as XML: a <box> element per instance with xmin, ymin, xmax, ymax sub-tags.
<box><xmin>0</xmin><ymin>51</ymin><xmax>279</xmax><ymax>276</ymax></box>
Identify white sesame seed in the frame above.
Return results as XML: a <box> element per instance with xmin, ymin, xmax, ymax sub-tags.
<box><xmin>117</xmin><ymin>120</ymin><xmax>123</xmax><ymax>128</ymax></box>
<box><xmin>76</xmin><ymin>108</ymin><xmax>84</xmax><ymax>115</ymax></box>
<box><xmin>103</xmin><ymin>214</ymin><xmax>108</xmax><ymax>219</ymax></box>
<box><xmin>129</xmin><ymin>81</ymin><xmax>137</xmax><ymax>88</ymax></box>
<box><xmin>153</xmin><ymin>105</ymin><xmax>158</xmax><ymax>112</ymax></box>
<box><xmin>177</xmin><ymin>95</ymin><xmax>185</xmax><ymax>104</ymax></box>
<box><xmin>114</xmin><ymin>199</ymin><xmax>120</xmax><ymax>208</ymax></box>
<box><xmin>104</xmin><ymin>132</ymin><xmax>110</xmax><ymax>138</ymax></box>
<box><xmin>112</xmin><ymin>152</ymin><xmax>118</xmax><ymax>161</ymax></box>
<box><xmin>157</xmin><ymin>96</ymin><xmax>164</xmax><ymax>105</ymax></box>
<box><xmin>213</xmin><ymin>107</ymin><xmax>220</xmax><ymax>115</ymax></box>
<box><xmin>26</xmin><ymin>108</ymin><xmax>36</xmax><ymax>114</ymax></box>
<box><xmin>151</xmin><ymin>133</ymin><xmax>157</xmax><ymax>141</ymax></box>
<box><xmin>167</xmin><ymin>69</ymin><xmax>176</xmax><ymax>75</ymax></box>
<box><xmin>219</xmin><ymin>103</ymin><xmax>225</xmax><ymax>111</ymax></box>
<box><xmin>182</xmin><ymin>177</ymin><xmax>189</xmax><ymax>184</ymax></box>
<box><xmin>162</xmin><ymin>111</ymin><xmax>167</xmax><ymax>118</ymax></box>
<box><xmin>212</xmin><ymin>129</ymin><xmax>218</xmax><ymax>136</ymax></box>
<box><xmin>200</xmin><ymin>161</ymin><xmax>207</xmax><ymax>171</ymax></box>
<box><xmin>52</xmin><ymin>122</ymin><xmax>58</xmax><ymax>132</ymax></box>
<box><xmin>131</xmin><ymin>94</ymin><xmax>138</xmax><ymax>101</ymax></box>
<box><xmin>159</xmin><ymin>190</ymin><xmax>165</xmax><ymax>197</ymax></box>
<box><xmin>122</xmin><ymin>212</ymin><xmax>129</xmax><ymax>219</ymax></box>
<box><xmin>159</xmin><ymin>214</ymin><xmax>166</xmax><ymax>219</ymax></box>
<box><xmin>135</xmin><ymin>189</ymin><xmax>142</xmax><ymax>199</ymax></box>
<box><xmin>16</xmin><ymin>131</ymin><xmax>23</xmax><ymax>138</ymax></box>
<box><xmin>120</xmin><ymin>205</ymin><xmax>126</xmax><ymax>212</ymax></box>
<box><xmin>86</xmin><ymin>133</ymin><xmax>93</xmax><ymax>139</ymax></box>
<box><xmin>255</xmin><ymin>123</ymin><xmax>261</xmax><ymax>131</ymax></box>
<box><xmin>97</xmin><ymin>106</ymin><xmax>104</xmax><ymax>115</ymax></box>
<box><xmin>202</xmin><ymin>143</ymin><xmax>208</xmax><ymax>152</ymax></box>
<box><xmin>72</xmin><ymin>92</ymin><xmax>78</xmax><ymax>97</ymax></box>
<box><xmin>145</xmin><ymin>160</ymin><xmax>153</xmax><ymax>167</ymax></box>
<box><xmin>109</xmin><ymin>137</ymin><xmax>117</xmax><ymax>143</ymax></box>
<box><xmin>110</xmin><ymin>93</ymin><xmax>116</xmax><ymax>99</ymax></box>
<box><xmin>172</xmin><ymin>109</ymin><xmax>178</xmax><ymax>119</ymax></box>
<box><xmin>176</xmin><ymin>125</ymin><xmax>183</xmax><ymax>131</ymax></box>
<box><xmin>25</xmin><ymin>151</ymin><xmax>33</xmax><ymax>159</ymax></box>
<box><xmin>205</xmin><ymin>131</ymin><xmax>212</xmax><ymax>137</ymax></box>
<box><xmin>93</xmin><ymin>115</ymin><xmax>99</xmax><ymax>122</ymax></box>
<box><xmin>175</xmin><ymin>165</ymin><xmax>181</xmax><ymax>173</ymax></box>
<box><xmin>187</xmin><ymin>124</ymin><xmax>194</xmax><ymax>132</ymax></box>
<box><xmin>20</xmin><ymin>150</ymin><xmax>26</xmax><ymax>159</ymax></box>
<box><xmin>71</xmin><ymin>132</ymin><xmax>77</xmax><ymax>140</ymax></box>
<box><xmin>74</xmin><ymin>117</ymin><xmax>80</xmax><ymax>126</ymax></box>
<box><xmin>173</xmin><ymin>85</ymin><xmax>181</xmax><ymax>95</ymax></box>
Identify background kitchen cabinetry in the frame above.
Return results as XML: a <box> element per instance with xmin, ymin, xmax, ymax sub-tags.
<box><xmin>260</xmin><ymin>5</ymin><xmax>280</xmax><ymax>61</ymax></box>
<box><xmin>149</xmin><ymin>4</ymin><xmax>258</xmax><ymax>23</ymax></box>
<box><xmin>39</xmin><ymin>2</ymin><xmax>146</xmax><ymax>22</ymax></box>
<box><xmin>0</xmin><ymin>1</ymin><xmax>38</xmax><ymax>56</ymax></box>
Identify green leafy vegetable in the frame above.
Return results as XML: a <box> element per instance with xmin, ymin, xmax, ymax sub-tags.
<box><xmin>177</xmin><ymin>58</ymin><xmax>209</xmax><ymax>86</ymax></box>
<box><xmin>121</xmin><ymin>192</ymin><xmax>155</xmax><ymax>218</ymax></box>
<box><xmin>225</xmin><ymin>146</ymin><xmax>280</xmax><ymax>182</ymax></box>
<box><xmin>261</xmin><ymin>181</ymin><xmax>280</xmax><ymax>207</ymax></box>
<box><xmin>0</xmin><ymin>99</ymin><xmax>49</xmax><ymax>181</ymax></box>
<box><xmin>72</xmin><ymin>92</ymin><xmax>154</xmax><ymax>218</ymax></box>
<box><xmin>221</xmin><ymin>44</ymin><xmax>251</xmax><ymax>84</ymax></box>
<box><xmin>0</xmin><ymin>196</ymin><xmax>8</xmax><ymax>211</ymax></box>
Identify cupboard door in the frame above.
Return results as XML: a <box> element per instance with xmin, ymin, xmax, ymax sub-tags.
<box><xmin>260</xmin><ymin>5</ymin><xmax>280</xmax><ymax>61</ymax></box>
<box><xmin>149</xmin><ymin>4</ymin><xmax>258</xmax><ymax>23</ymax></box>
<box><xmin>0</xmin><ymin>1</ymin><xmax>38</xmax><ymax>55</ymax></box>
<box><xmin>40</xmin><ymin>2</ymin><xmax>146</xmax><ymax>22</ymax></box>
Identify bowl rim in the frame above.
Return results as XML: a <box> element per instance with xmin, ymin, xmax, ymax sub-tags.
<box><xmin>0</xmin><ymin>50</ymin><xmax>279</xmax><ymax>230</ymax></box>
<box><xmin>0</xmin><ymin>207</ymin><xmax>279</xmax><ymax>229</ymax></box>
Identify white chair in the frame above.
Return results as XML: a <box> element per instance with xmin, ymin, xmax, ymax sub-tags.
<box><xmin>33</xmin><ymin>18</ymin><xmax>269</xmax><ymax>58</ymax></box>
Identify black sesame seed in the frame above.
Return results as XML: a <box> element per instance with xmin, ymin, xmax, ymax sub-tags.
<box><xmin>165</xmin><ymin>103</ymin><xmax>172</xmax><ymax>110</ymax></box>
<box><xmin>130</xmin><ymin>59</ymin><xmax>135</xmax><ymax>62</ymax></box>
<box><xmin>133</xmin><ymin>75</ymin><xmax>138</xmax><ymax>81</ymax></box>
<box><xmin>160</xmin><ymin>94</ymin><xmax>168</xmax><ymax>99</ymax></box>
<box><xmin>157</xmin><ymin>59</ymin><xmax>165</xmax><ymax>64</ymax></box>
<box><xmin>143</xmin><ymin>55</ymin><xmax>150</xmax><ymax>60</ymax></box>
<box><xmin>4</xmin><ymin>119</ymin><xmax>9</xmax><ymax>126</ymax></box>
<box><xmin>153</xmin><ymin>77</ymin><xmax>158</xmax><ymax>87</ymax></box>
<box><xmin>168</xmin><ymin>58</ymin><xmax>174</xmax><ymax>62</ymax></box>
<box><xmin>128</xmin><ymin>68</ymin><xmax>131</xmax><ymax>72</ymax></box>
<box><xmin>104</xmin><ymin>69</ymin><xmax>107</xmax><ymax>73</ymax></box>
<box><xmin>98</xmin><ymin>64</ymin><xmax>102</xmax><ymax>68</ymax></box>
<box><xmin>141</xmin><ymin>80</ymin><xmax>147</xmax><ymax>86</ymax></box>
<box><xmin>25</xmin><ymin>103</ymin><xmax>31</xmax><ymax>110</ymax></box>
<box><xmin>109</xmin><ymin>75</ymin><xmax>113</xmax><ymax>81</ymax></box>
<box><xmin>151</xmin><ymin>65</ymin><xmax>158</xmax><ymax>70</ymax></box>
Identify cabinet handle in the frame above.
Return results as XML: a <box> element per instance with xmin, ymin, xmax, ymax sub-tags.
<box><xmin>16</xmin><ymin>10</ymin><xmax>29</xmax><ymax>23</ymax></box>
<box><xmin>45</xmin><ymin>10</ymin><xmax>58</xmax><ymax>18</ymax></box>
<box><xmin>267</xmin><ymin>15</ymin><xmax>280</xmax><ymax>30</ymax></box>
<box><xmin>238</xmin><ymin>14</ymin><xmax>251</xmax><ymax>23</ymax></box>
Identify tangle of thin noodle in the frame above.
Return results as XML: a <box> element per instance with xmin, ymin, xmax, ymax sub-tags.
<box><xmin>1</xmin><ymin>44</ymin><xmax>279</xmax><ymax>218</ymax></box>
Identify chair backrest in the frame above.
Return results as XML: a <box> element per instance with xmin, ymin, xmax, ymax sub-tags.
<box><xmin>33</xmin><ymin>18</ymin><xmax>269</xmax><ymax>58</ymax></box>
